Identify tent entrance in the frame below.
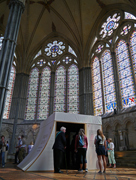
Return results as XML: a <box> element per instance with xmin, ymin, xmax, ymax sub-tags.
<box><xmin>56</xmin><ymin>122</ymin><xmax>84</xmax><ymax>170</ymax></box>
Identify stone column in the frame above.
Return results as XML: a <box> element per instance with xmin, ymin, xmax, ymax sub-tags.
<box><xmin>9</xmin><ymin>73</ymin><xmax>29</xmax><ymax>153</ymax></box>
<box><xmin>111</xmin><ymin>52</ymin><xmax>122</xmax><ymax>113</ymax></box>
<box><xmin>0</xmin><ymin>0</ymin><xmax>25</xmax><ymax>133</ymax></box>
<box><xmin>49</xmin><ymin>71</ymin><xmax>55</xmax><ymax>116</ymax></box>
<box><xmin>79</xmin><ymin>67</ymin><xmax>93</xmax><ymax>115</ymax></box>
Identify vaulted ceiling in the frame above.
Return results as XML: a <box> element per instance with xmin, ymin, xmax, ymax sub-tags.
<box><xmin>0</xmin><ymin>0</ymin><xmax>136</xmax><ymax>72</ymax></box>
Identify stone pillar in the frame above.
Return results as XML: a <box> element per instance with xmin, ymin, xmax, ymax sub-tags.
<box><xmin>0</xmin><ymin>0</ymin><xmax>25</xmax><ymax>133</ymax></box>
<box><xmin>79</xmin><ymin>67</ymin><xmax>93</xmax><ymax>115</ymax></box>
<box><xmin>111</xmin><ymin>52</ymin><xmax>122</xmax><ymax>113</ymax></box>
<box><xmin>49</xmin><ymin>71</ymin><xmax>55</xmax><ymax>116</ymax></box>
<box><xmin>9</xmin><ymin>73</ymin><xmax>29</xmax><ymax>153</ymax></box>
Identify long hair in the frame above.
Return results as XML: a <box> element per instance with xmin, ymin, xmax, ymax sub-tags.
<box><xmin>97</xmin><ymin>129</ymin><xmax>105</xmax><ymax>140</ymax></box>
<box><xmin>78</xmin><ymin>128</ymin><xmax>85</xmax><ymax>138</ymax></box>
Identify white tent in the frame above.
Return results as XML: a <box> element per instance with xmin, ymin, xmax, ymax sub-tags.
<box><xmin>18</xmin><ymin>112</ymin><xmax>102</xmax><ymax>171</ymax></box>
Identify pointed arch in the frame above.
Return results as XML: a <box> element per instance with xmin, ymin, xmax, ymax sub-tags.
<box><xmin>25</xmin><ymin>68</ymin><xmax>39</xmax><ymax>120</ymax></box>
<box><xmin>37</xmin><ymin>67</ymin><xmax>51</xmax><ymax>120</ymax></box>
<box><xmin>116</xmin><ymin>40</ymin><xmax>136</xmax><ymax>108</ymax></box>
<box><xmin>68</xmin><ymin>64</ymin><xmax>79</xmax><ymax>113</ymax></box>
<box><xmin>92</xmin><ymin>57</ymin><xmax>103</xmax><ymax>115</ymax></box>
<box><xmin>54</xmin><ymin>65</ymin><xmax>66</xmax><ymax>112</ymax></box>
<box><xmin>3</xmin><ymin>65</ymin><xmax>16</xmax><ymax>119</ymax></box>
<box><xmin>101</xmin><ymin>50</ymin><xmax>116</xmax><ymax>113</ymax></box>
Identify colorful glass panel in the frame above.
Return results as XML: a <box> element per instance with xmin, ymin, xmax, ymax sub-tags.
<box><xmin>125</xmin><ymin>12</ymin><xmax>136</xmax><ymax>20</ymax></box>
<box><xmin>92</xmin><ymin>57</ymin><xmax>103</xmax><ymax>115</ymax></box>
<box><xmin>101</xmin><ymin>50</ymin><xmax>117</xmax><ymax>113</ymax></box>
<box><xmin>68</xmin><ymin>64</ymin><xmax>79</xmax><ymax>113</ymax></box>
<box><xmin>130</xmin><ymin>31</ymin><xmax>136</xmax><ymax>80</ymax></box>
<box><xmin>25</xmin><ymin>68</ymin><xmax>39</xmax><ymax>120</ymax></box>
<box><xmin>116</xmin><ymin>40</ymin><xmax>136</xmax><ymax>108</ymax></box>
<box><xmin>3</xmin><ymin>66</ymin><xmax>16</xmax><ymax>119</ymax></box>
<box><xmin>45</xmin><ymin>41</ymin><xmax>65</xmax><ymax>57</ymax></box>
<box><xmin>54</xmin><ymin>66</ymin><xmax>66</xmax><ymax>112</ymax></box>
<box><xmin>68</xmin><ymin>46</ymin><xmax>77</xmax><ymax>57</ymax></box>
<box><xmin>99</xmin><ymin>13</ymin><xmax>120</xmax><ymax>38</ymax></box>
<box><xmin>37</xmin><ymin>67</ymin><xmax>51</xmax><ymax>120</ymax></box>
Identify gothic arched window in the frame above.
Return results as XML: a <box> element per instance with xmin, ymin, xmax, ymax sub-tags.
<box><xmin>68</xmin><ymin>64</ymin><xmax>79</xmax><ymax>113</ymax></box>
<box><xmin>130</xmin><ymin>31</ymin><xmax>136</xmax><ymax>79</ymax></box>
<box><xmin>54</xmin><ymin>66</ymin><xmax>66</xmax><ymax>112</ymax></box>
<box><xmin>37</xmin><ymin>67</ymin><xmax>51</xmax><ymax>120</ymax></box>
<box><xmin>3</xmin><ymin>66</ymin><xmax>16</xmax><ymax>119</ymax></box>
<box><xmin>92</xmin><ymin>57</ymin><xmax>103</xmax><ymax>115</ymax></box>
<box><xmin>25</xmin><ymin>68</ymin><xmax>39</xmax><ymax>120</ymax></box>
<box><xmin>101</xmin><ymin>50</ymin><xmax>116</xmax><ymax>112</ymax></box>
<box><xmin>116</xmin><ymin>40</ymin><xmax>135</xmax><ymax>108</ymax></box>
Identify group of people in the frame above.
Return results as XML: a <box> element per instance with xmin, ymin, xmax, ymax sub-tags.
<box><xmin>14</xmin><ymin>135</ymin><xmax>34</xmax><ymax>164</ymax></box>
<box><xmin>0</xmin><ymin>134</ymin><xmax>34</xmax><ymax>167</ymax></box>
<box><xmin>53</xmin><ymin>127</ymin><xmax>116</xmax><ymax>174</ymax></box>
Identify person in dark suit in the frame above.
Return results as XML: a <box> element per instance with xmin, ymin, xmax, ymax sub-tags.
<box><xmin>52</xmin><ymin>126</ymin><xmax>66</xmax><ymax>173</ymax></box>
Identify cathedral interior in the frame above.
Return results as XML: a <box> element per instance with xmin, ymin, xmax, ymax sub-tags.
<box><xmin>0</xmin><ymin>0</ymin><xmax>136</xmax><ymax>170</ymax></box>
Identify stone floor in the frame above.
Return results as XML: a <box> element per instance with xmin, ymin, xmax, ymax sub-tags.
<box><xmin>0</xmin><ymin>163</ymin><xmax>136</xmax><ymax>180</ymax></box>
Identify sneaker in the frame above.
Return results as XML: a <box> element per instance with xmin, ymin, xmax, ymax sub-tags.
<box><xmin>2</xmin><ymin>165</ymin><xmax>4</xmax><ymax>168</ymax></box>
<box><xmin>98</xmin><ymin>171</ymin><xmax>102</xmax><ymax>174</ymax></box>
<box><xmin>103</xmin><ymin>170</ymin><xmax>106</xmax><ymax>173</ymax></box>
<box><xmin>78</xmin><ymin>169</ymin><xmax>83</xmax><ymax>172</ymax></box>
<box><xmin>85</xmin><ymin>168</ymin><xmax>88</xmax><ymax>172</ymax></box>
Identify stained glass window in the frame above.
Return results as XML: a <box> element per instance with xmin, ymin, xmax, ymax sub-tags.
<box><xmin>68</xmin><ymin>65</ymin><xmax>79</xmax><ymax>113</ymax></box>
<box><xmin>45</xmin><ymin>41</ymin><xmax>65</xmax><ymax>57</ymax></box>
<box><xmin>92</xmin><ymin>57</ymin><xmax>103</xmax><ymax>115</ymax></box>
<box><xmin>3</xmin><ymin>66</ymin><xmax>16</xmax><ymax>119</ymax></box>
<box><xmin>25</xmin><ymin>68</ymin><xmax>39</xmax><ymax>120</ymax></box>
<box><xmin>101</xmin><ymin>50</ymin><xmax>116</xmax><ymax>113</ymax></box>
<box><xmin>54</xmin><ymin>66</ymin><xmax>66</xmax><ymax>112</ymax></box>
<box><xmin>120</xmin><ymin>24</ymin><xmax>131</xmax><ymax>36</ymax></box>
<box><xmin>125</xmin><ymin>12</ymin><xmax>136</xmax><ymax>20</ymax></box>
<box><xmin>34</xmin><ymin>50</ymin><xmax>42</xmax><ymax>59</ymax></box>
<box><xmin>38</xmin><ymin>67</ymin><xmax>51</xmax><ymax>120</ymax></box>
<box><xmin>99</xmin><ymin>13</ymin><xmax>120</xmax><ymax>38</ymax></box>
<box><xmin>68</xmin><ymin>46</ymin><xmax>77</xmax><ymax>57</ymax></box>
<box><xmin>0</xmin><ymin>36</ymin><xmax>4</xmax><ymax>50</ymax></box>
<box><xmin>130</xmin><ymin>31</ymin><xmax>136</xmax><ymax>79</ymax></box>
<box><xmin>116</xmin><ymin>40</ymin><xmax>136</xmax><ymax>108</ymax></box>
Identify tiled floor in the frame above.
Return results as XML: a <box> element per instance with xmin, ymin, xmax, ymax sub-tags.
<box><xmin>0</xmin><ymin>163</ymin><xmax>136</xmax><ymax>180</ymax></box>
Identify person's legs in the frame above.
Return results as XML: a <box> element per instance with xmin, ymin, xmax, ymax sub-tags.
<box><xmin>102</xmin><ymin>155</ymin><xmax>106</xmax><ymax>172</ymax></box>
<box><xmin>97</xmin><ymin>155</ymin><xmax>102</xmax><ymax>172</ymax></box>
<box><xmin>2</xmin><ymin>152</ymin><xmax>5</xmax><ymax>167</ymax></box>
<box><xmin>54</xmin><ymin>149</ymin><xmax>63</xmax><ymax>173</ymax></box>
<box><xmin>111</xmin><ymin>151</ymin><xmax>116</xmax><ymax>167</ymax></box>
<box><xmin>82</xmin><ymin>148</ymin><xmax>87</xmax><ymax>171</ymax></box>
<box><xmin>108</xmin><ymin>152</ymin><xmax>112</xmax><ymax>167</ymax></box>
<box><xmin>78</xmin><ymin>148</ymin><xmax>83</xmax><ymax>171</ymax></box>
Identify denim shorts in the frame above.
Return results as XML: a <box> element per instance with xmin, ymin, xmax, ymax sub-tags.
<box><xmin>96</xmin><ymin>145</ymin><xmax>105</xmax><ymax>156</ymax></box>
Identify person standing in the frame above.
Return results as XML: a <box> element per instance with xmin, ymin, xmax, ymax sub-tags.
<box><xmin>14</xmin><ymin>136</ymin><xmax>21</xmax><ymax>164</ymax></box>
<box><xmin>107</xmin><ymin>138</ymin><xmax>116</xmax><ymax>168</ymax></box>
<box><xmin>0</xmin><ymin>135</ymin><xmax>6</xmax><ymax>167</ymax></box>
<box><xmin>75</xmin><ymin>128</ymin><xmax>88</xmax><ymax>172</ymax></box>
<box><xmin>52</xmin><ymin>126</ymin><xmax>66</xmax><ymax>173</ymax></box>
<box><xmin>94</xmin><ymin>129</ymin><xmax>107</xmax><ymax>174</ymax></box>
<box><xmin>5</xmin><ymin>141</ymin><xmax>9</xmax><ymax>163</ymax></box>
<box><xmin>18</xmin><ymin>135</ymin><xmax>26</xmax><ymax>163</ymax></box>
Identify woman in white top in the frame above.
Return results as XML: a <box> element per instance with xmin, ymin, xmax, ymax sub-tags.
<box><xmin>94</xmin><ymin>129</ymin><xmax>107</xmax><ymax>174</ymax></box>
<box><xmin>107</xmin><ymin>138</ymin><xmax>116</xmax><ymax>168</ymax></box>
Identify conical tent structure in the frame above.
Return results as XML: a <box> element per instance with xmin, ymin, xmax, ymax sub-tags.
<box><xmin>18</xmin><ymin>112</ymin><xmax>102</xmax><ymax>171</ymax></box>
